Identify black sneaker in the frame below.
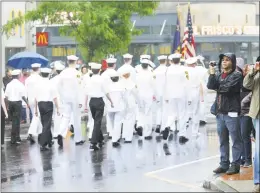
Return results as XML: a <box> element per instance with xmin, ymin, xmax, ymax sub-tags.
<box><xmin>75</xmin><ymin>140</ymin><xmax>85</xmax><ymax>146</ymax></box>
<box><xmin>155</xmin><ymin>125</ymin><xmax>161</xmax><ymax>133</ymax></box>
<box><xmin>124</xmin><ymin>141</ymin><xmax>132</xmax><ymax>143</ymax></box>
<box><xmin>48</xmin><ymin>141</ymin><xmax>54</xmax><ymax>148</ymax></box>
<box><xmin>243</xmin><ymin>161</ymin><xmax>252</xmax><ymax>168</ymax></box>
<box><xmin>213</xmin><ymin>166</ymin><xmax>229</xmax><ymax>174</ymax></box>
<box><xmin>162</xmin><ymin>127</ymin><xmax>170</xmax><ymax>140</ymax></box>
<box><xmin>179</xmin><ymin>136</ymin><xmax>189</xmax><ymax>144</ymax></box>
<box><xmin>163</xmin><ymin>144</ymin><xmax>171</xmax><ymax>156</ymax></box>
<box><xmin>27</xmin><ymin>134</ymin><xmax>35</xmax><ymax>144</ymax></box>
<box><xmin>226</xmin><ymin>164</ymin><xmax>240</xmax><ymax>175</ymax></box>
<box><xmin>136</xmin><ymin>127</ymin><xmax>143</xmax><ymax>136</ymax></box>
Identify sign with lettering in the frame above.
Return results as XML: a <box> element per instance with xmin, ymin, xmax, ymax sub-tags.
<box><xmin>9</xmin><ymin>9</ymin><xmax>24</xmax><ymax>37</ymax></box>
<box><xmin>195</xmin><ymin>26</ymin><xmax>259</xmax><ymax>36</ymax></box>
<box><xmin>36</xmin><ymin>32</ymin><xmax>49</xmax><ymax>46</ymax></box>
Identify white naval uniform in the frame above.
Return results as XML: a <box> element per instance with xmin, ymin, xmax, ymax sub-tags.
<box><xmin>101</xmin><ymin>68</ymin><xmax>117</xmax><ymax>137</ymax></box>
<box><xmin>186</xmin><ymin>67</ymin><xmax>202</xmax><ymax>136</ymax></box>
<box><xmin>106</xmin><ymin>81</ymin><xmax>126</xmax><ymax>143</ymax></box>
<box><xmin>136</xmin><ymin>69</ymin><xmax>155</xmax><ymax>138</ymax></box>
<box><xmin>50</xmin><ymin>74</ymin><xmax>63</xmax><ymax>137</ymax></box>
<box><xmin>57</xmin><ymin>67</ymin><xmax>83</xmax><ymax>143</ymax></box>
<box><xmin>25</xmin><ymin>73</ymin><xmax>43</xmax><ymax>136</ymax></box>
<box><xmin>121</xmin><ymin>78</ymin><xmax>139</xmax><ymax>142</ymax></box>
<box><xmin>196</xmin><ymin>66</ymin><xmax>208</xmax><ymax>123</ymax></box>
<box><xmin>165</xmin><ymin>64</ymin><xmax>188</xmax><ymax>136</ymax></box>
<box><xmin>153</xmin><ymin>64</ymin><xmax>168</xmax><ymax>131</ymax></box>
<box><xmin>118</xmin><ymin>63</ymin><xmax>137</xmax><ymax>83</ymax></box>
<box><xmin>135</xmin><ymin>64</ymin><xmax>153</xmax><ymax>73</ymax></box>
<box><xmin>82</xmin><ymin>73</ymin><xmax>94</xmax><ymax>138</ymax></box>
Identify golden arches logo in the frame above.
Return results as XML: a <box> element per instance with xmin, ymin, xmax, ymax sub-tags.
<box><xmin>36</xmin><ymin>32</ymin><xmax>49</xmax><ymax>46</ymax></box>
<box><xmin>37</xmin><ymin>34</ymin><xmax>48</xmax><ymax>44</ymax></box>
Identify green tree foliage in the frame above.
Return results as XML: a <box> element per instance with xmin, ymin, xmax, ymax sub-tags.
<box><xmin>1</xmin><ymin>1</ymin><xmax>158</xmax><ymax>62</ymax></box>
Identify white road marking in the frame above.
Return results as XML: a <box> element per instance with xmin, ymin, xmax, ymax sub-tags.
<box><xmin>145</xmin><ymin>154</ymin><xmax>220</xmax><ymax>176</ymax></box>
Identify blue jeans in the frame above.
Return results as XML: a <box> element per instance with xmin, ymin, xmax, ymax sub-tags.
<box><xmin>253</xmin><ymin>119</ymin><xmax>260</xmax><ymax>185</ymax></box>
<box><xmin>216</xmin><ymin>114</ymin><xmax>243</xmax><ymax>169</ymax></box>
<box><xmin>240</xmin><ymin>116</ymin><xmax>253</xmax><ymax>163</ymax></box>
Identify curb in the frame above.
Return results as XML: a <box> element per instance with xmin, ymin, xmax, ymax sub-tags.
<box><xmin>203</xmin><ymin>177</ymin><xmax>240</xmax><ymax>192</ymax></box>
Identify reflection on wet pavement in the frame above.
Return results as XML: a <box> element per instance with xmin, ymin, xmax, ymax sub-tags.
<box><xmin>1</xmin><ymin>124</ymin><xmax>220</xmax><ymax>192</ymax></box>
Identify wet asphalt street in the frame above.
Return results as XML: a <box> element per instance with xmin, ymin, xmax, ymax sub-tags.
<box><xmin>1</xmin><ymin>91</ymin><xmax>220</xmax><ymax>192</ymax></box>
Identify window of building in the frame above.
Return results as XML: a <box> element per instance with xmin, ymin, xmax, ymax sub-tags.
<box><xmin>162</xmin><ymin>25</ymin><xmax>171</xmax><ymax>35</ymax></box>
<box><xmin>135</xmin><ymin>26</ymin><xmax>150</xmax><ymax>34</ymax></box>
<box><xmin>151</xmin><ymin>25</ymin><xmax>162</xmax><ymax>34</ymax></box>
<box><xmin>218</xmin><ymin>14</ymin><xmax>220</xmax><ymax>23</ymax></box>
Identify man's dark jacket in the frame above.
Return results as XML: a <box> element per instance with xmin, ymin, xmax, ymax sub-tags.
<box><xmin>207</xmin><ymin>53</ymin><xmax>243</xmax><ymax>114</ymax></box>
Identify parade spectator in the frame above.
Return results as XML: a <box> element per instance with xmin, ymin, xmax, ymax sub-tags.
<box><xmin>208</xmin><ymin>53</ymin><xmax>243</xmax><ymax>175</ymax></box>
<box><xmin>243</xmin><ymin>56</ymin><xmax>260</xmax><ymax>193</ymax></box>
<box><xmin>3</xmin><ymin>69</ymin><xmax>12</xmax><ymax>90</ymax></box>
<box><xmin>81</xmin><ymin>65</ymin><xmax>88</xmax><ymax>75</ymax></box>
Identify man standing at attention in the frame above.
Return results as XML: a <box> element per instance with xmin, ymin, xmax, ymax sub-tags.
<box><xmin>207</xmin><ymin>53</ymin><xmax>243</xmax><ymax>175</ymax></box>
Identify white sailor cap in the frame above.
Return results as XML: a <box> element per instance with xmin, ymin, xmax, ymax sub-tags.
<box><xmin>123</xmin><ymin>53</ymin><xmax>133</xmax><ymax>59</ymax></box>
<box><xmin>55</xmin><ymin>63</ymin><xmax>65</xmax><ymax>71</ymax></box>
<box><xmin>185</xmin><ymin>57</ymin><xmax>198</xmax><ymax>65</ymax></box>
<box><xmin>120</xmin><ymin>65</ymin><xmax>132</xmax><ymax>75</ymax></box>
<box><xmin>91</xmin><ymin>63</ymin><xmax>102</xmax><ymax>69</ymax></box>
<box><xmin>140</xmin><ymin>59</ymin><xmax>150</xmax><ymax>64</ymax></box>
<box><xmin>88</xmin><ymin>62</ymin><xmax>96</xmax><ymax>68</ymax></box>
<box><xmin>140</xmin><ymin>54</ymin><xmax>151</xmax><ymax>60</ymax></box>
<box><xmin>31</xmin><ymin>63</ymin><xmax>41</xmax><ymax>68</ymax></box>
<box><xmin>148</xmin><ymin>60</ymin><xmax>156</xmax><ymax>68</ymax></box>
<box><xmin>67</xmin><ymin>55</ymin><xmax>78</xmax><ymax>61</ymax></box>
<box><xmin>157</xmin><ymin>55</ymin><xmax>167</xmax><ymax>60</ymax></box>
<box><xmin>41</xmin><ymin>68</ymin><xmax>52</xmax><ymax>73</ymax></box>
<box><xmin>106</xmin><ymin>58</ymin><xmax>117</xmax><ymax>64</ymax></box>
<box><xmin>168</xmin><ymin>53</ymin><xmax>182</xmax><ymax>60</ymax></box>
<box><xmin>11</xmin><ymin>69</ymin><xmax>21</xmax><ymax>76</ymax></box>
<box><xmin>109</xmin><ymin>71</ymin><xmax>119</xmax><ymax>77</ymax></box>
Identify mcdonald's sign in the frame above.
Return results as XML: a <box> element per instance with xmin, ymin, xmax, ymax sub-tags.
<box><xmin>36</xmin><ymin>32</ymin><xmax>49</xmax><ymax>46</ymax></box>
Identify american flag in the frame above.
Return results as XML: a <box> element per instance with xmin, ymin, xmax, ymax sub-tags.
<box><xmin>181</xmin><ymin>4</ymin><xmax>196</xmax><ymax>59</ymax></box>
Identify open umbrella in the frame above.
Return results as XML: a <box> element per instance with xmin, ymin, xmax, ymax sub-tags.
<box><xmin>7</xmin><ymin>51</ymin><xmax>49</xmax><ymax>69</ymax></box>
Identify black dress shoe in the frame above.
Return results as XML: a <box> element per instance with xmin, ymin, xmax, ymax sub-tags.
<box><xmin>144</xmin><ymin>136</ymin><xmax>152</xmax><ymax>140</ymax></box>
<box><xmin>155</xmin><ymin>125</ymin><xmax>161</xmax><ymax>133</ymax></box>
<box><xmin>75</xmin><ymin>140</ymin><xmax>85</xmax><ymax>146</ymax></box>
<box><xmin>98</xmin><ymin>141</ymin><xmax>105</xmax><ymax>148</ymax></box>
<box><xmin>70</xmin><ymin>125</ymin><xmax>74</xmax><ymax>134</ymax></box>
<box><xmin>53</xmin><ymin>136</ymin><xmax>58</xmax><ymax>139</ymax></box>
<box><xmin>40</xmin><ymin>146</ymin><xmax>49</xmax><ymax>151</ymax></box>
<box><xmin>11</xmin><ymin>141</ymin><xmax>19</xmax><ymax>145</ymax></box>
<box><xmin>57</xmin><ymin>135</ymin><xmax>63</xmax><ymax>147</ymax></box>
<box><xmin>27</xmin><ymin>134</ymin><xmax>35</xmax><ymax>144</ymax></box>
<box><xmin>200</xmin><ymin>120</ymin><xmax>207</xmax><ymax>125</ymax></box>
<box><xmin>226</xmin><ymin>164</ymin><xmax>240</xmax><ymax>175</ymax></box>
<box><xmin>124</xmin><ymin>141</ymin><xmax>132</xmax><ymax>143</ymax></box>
<box><xmin>162</xmin><ymin>127</ymin><xmax>170</xmax><ymax>140</ymax></box>
<box><xmin>108</xmin><ymin>136</ymin><xmax>112</xmax><ymax>140</ymax></box>
<box><xmin>90</xmin><ymin>144</ymin><xmax>100</xmax><ymax>151</ymax></box>
<box><xmin>179</xmin><ymin>136</ymin><xmax>189</xmax><ymax>144</ymax></box>
<box><xmin>112</xmin><ymin>142</ymin><xmax>120</xmax><ymax>147</ymax></box>
<box><xmin>163</xmin><ymin>144</ymin><xmax>171</xmax><ymax>156</ymax></box>
<box><xmin>213</xmin><ymin>166</ymin><xmax>229</xmax><ymax>174</ymax></box>
<box><xmin>48</xmin><ymin>141</ymin><xmax>54</xmax><ymax>148</ymax></box>
<box><xmin>136</xmin><ymin>127</ymin><xmax>143</xmax><ymax>136</ymax></box>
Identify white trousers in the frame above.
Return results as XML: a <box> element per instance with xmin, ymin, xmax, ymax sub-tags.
<box><xmin>106</xmin><ymin>114</ymin><xmax>112</xmax><ymax>136</ymax></box>
<box><xmin>52</xmin><ymin>103</ymin><xmax>63</xmax><ymax>138</ymax></box>
<box><xmin>155</xmin><ymin>98</ymin><xmax>168</xmax><ymax>130</ymax></box>
<box><xmin>69</xmin><ymin>112</ymin><xmax>74</xmax><ymax>126</ymax></box>
<box><xmin>107</xmin><ymin>111</ymin><xmax>124</xmax><ymax>143</ymax></box>
<box><xmin>187</xmin><ymin>92</ymin><xmax>201</xmax><ymax>136</ymax></box>
<box><xmin>138</xmin><ymin>97</ymin><xmax>153</xmax><ymax>137</ymax></box>
<box><xmin>167</xmin><ymin>98</ymin><xmax>187</xmax><ymax>136</ymax></box>
<box><xmin>27</xmin><ymin>103</ymin><xmax>42</xmax><ymax>136</ymax></box>
<box><xmin>122</xmin><ymin>107</ymin><xmax>136</xmax><ymax>141</ymax></box>
<box><xmin>59</xmin><ymin>101</ymin><xmax>83</xmax><ymax>142</ymax></box>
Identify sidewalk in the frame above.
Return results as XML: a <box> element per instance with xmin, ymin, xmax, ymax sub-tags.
<box><xmin>203</xmin><ymin>166</ymin><xmax>254</xmax><ymax>192</ymax></box>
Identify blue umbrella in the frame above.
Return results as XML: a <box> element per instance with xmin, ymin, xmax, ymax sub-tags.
<box><xmin>7</xmin><ymin>51</ymin><xmax>49</xmax><ymax>69</ymax></box>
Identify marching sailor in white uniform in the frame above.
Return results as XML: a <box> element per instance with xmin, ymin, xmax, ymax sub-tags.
<box><xmin>135</xmin><ymin>59</ymin><xmax>156</xmax><ymax>140</ymax></box>
<box><xmin>25</xmin><ymin>63</ymin><xmax>43</xmax><ymax>144</ymax></box>
<box><xmin>185</xmin><ymin>57</ymin><xmax>204</xmax><ymax>138</ymax></box>
<box><xmin>57</xmin><ymin>55</ymin><xmax>85</xmax><ymax>148</ymax></box>
<box><xmin>164</xmin><ymin>53</ymin><xmax>188</xmax><ymax>144</ymax></box>
<box><xmin>50</xmin><ymin>61</ymin><xmax>65</xmax><ymax>138</ymax></box>
<box><xmin>101</xmin><ymin>57</ymin><xmax>117</xmax><ymax>139</ymax></box>
<box><xmin>117</xmin><ymin>53</ymin><xmax>136</xmax><ymax>83</ymax></box>
<box><xmin>153</xmin><ymin>55</ymin><xmax>168</xmax><ymax>134</ymax></box>
<box><xmin>120</xmin><ymin>65</ymin><xmax>139</xmax><ymax>143</ymax></box>
<box><xmin>106</xmin><ymin>71</ymin><xmax>126</xmax><ymax>147</ymax></box>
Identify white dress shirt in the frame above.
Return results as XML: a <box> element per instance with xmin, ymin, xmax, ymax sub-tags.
<box><xmin>106</xmin><ymin>81</ymin><xmax>126</xmax><ymax>112</ymax></box>
<box><xmin>86</xmin><ymin>74</ymin><xmax>107</xmax><ymax>98</ymax></box>
<box><xmin>136</xmin><ymin>70</ymin><xmax>155</xmax><ymax>99</ymax></box>
<box><xmin>101</xmin><ymin>68</ymin><xmax>116</xmax><ymax>86</ymax></box>
<box><xmin>117</xmin><ymin>64</ymin><xmax>137</xmax><ymax>83</ymax></box>
<box><xmin>36</xmin><ymin>78</ymin><xmax>57</xmax><ymax>102</ymax></box>
<box><xmin>5</xmin><ymin>79</ymin><xmax>26</xmax><ymax>102</ymax></box>
<box><xmin>58</xmin><ymin>67</ymin><xmax>82</xmax><ymax>103</ymax></box>
<box><xmin>25</xmin><ymin>73</ymin><xmax>42</xmax><ymax>103</ymax></box>
<box><xmin>154</xmin><ymin>65</ymin><xmax>167</xmax><ymax>98</ymax></box>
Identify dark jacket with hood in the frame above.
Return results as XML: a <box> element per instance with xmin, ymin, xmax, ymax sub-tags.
<box><xmin>207</xmin><ymin>53</ymin><xmax>243</xmax><ymax>114</ymax></box>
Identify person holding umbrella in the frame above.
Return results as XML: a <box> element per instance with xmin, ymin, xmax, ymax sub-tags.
<box><xmin>4</xmin><ymin>70</ymin><xmax>29</xmax><ymax>145</ymax></box>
